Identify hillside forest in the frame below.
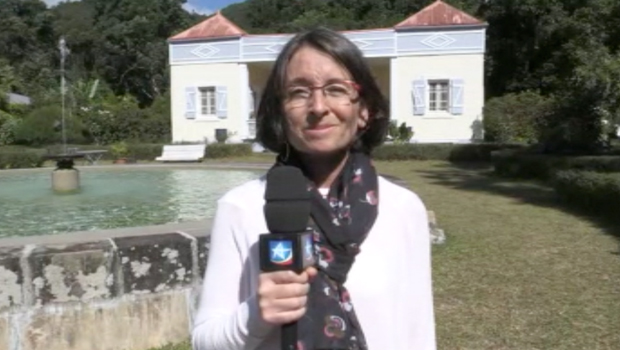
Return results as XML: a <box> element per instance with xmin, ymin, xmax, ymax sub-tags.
<box><xmin>1</xmin><ymin>0</ymin><xmax>620</xmax><ymax>152</ymax></box>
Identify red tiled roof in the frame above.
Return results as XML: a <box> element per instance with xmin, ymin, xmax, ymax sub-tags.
<box><xmin>394</xmin><ymin>0</ymin><xmax>483</xmax><ymax>28</ymax></box>
<box><xmin>169</xmin><ymin>11</ymin><xmax>247</xmax><ymax>41</ymax></box>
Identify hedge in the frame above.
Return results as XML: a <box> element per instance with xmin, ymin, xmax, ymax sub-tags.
<box><xmin>0</xmin><ymin>143</ymin><xmax>257</xmax><ymax>168</ymax></box>
<box><xmin>492</xmin><ymin>149</ymin><xmax>620</xmax><ymax>181</ymax></box>
<box><xmin>55</xmin><ymin>143</ymin><xmax>252</xmax><ymax>160</ymax></box>
<box><xmin>204</xmin><ymin>143</ymin><xmax>253</xmax><ymax>158</ymax></box>
<box><xmin>371</xmin><ymin>142</ymin><xmax>525</xmax><ymax>162</ymax></box>
<box><xmin>0</xmin><ymin>148</ymin><xmax>46</xmax><ymax>169</ymax></box>
<box><xmin>0</xmin><ymin>142</ymin><xmax>525</xmax><ymax>169</ymax></box>
<box><xmin>43</xmin><ymin>143</ymin><xmax>166</xmax><ymax>161</ymax></box>
<box><xmin>552</xmin><ymin>170</ymin><xmax>620</xmax><ymax>218</ymax></box>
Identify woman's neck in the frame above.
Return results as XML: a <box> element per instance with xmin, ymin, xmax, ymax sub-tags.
<box><xmin>299</xmin><ymin>150</ymin><xmax>349</xmax><ymax>189</ymax></box>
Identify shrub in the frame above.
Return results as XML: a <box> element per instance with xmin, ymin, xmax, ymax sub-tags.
<box><xmin>371</xmin><ymin>143</ymin><xmax>525</xmax><ymax>162</ymax></box>
<box><xmin>492</xmin><ymin>149</ymin><xmax>620</xmax><ymax>181</ymax></box>
<box><xmin>0</xmin><ymin>148</ymin><xmax>45</xmax><ymax>169</ymax></box>
<box><xmin>204</xmin><ymin>143</ymin><xmax>252</xmax><ymax>158</ymax></box>
<box><xmin>483</xmin><ymin>91</ymin><xmax>553</xmax><ymax>144</ymax></box>
<box><xmin>372</xmin><ymin>143</ymin><xmax>452</xmax><ymax>161</ymax></box>
<box><xmin>0</xmin><ymin>110</ymin><xmax>19</xmax><ymax>146</ymax></box>
<box><xmin>448</xmin><ymin>143</ymin><xmax>525</xmax><ymax>162</ymax></box>
<box><xmin>552</xmin><ymin>170</ymin><xmax>620</xmax><ymax>217</ymax></box>
<box><xmin>13</xmin><ymin>105</ymin><xmax>86</xmax><ymax>146</ymax></box>
<box><xmin>387</xmin><ymin>121</ymin><xmax>414</xmax><ymax>144</ymax></box>
<box><xmin>44</xmin><ymin>143</ymin><xmax>165</xmax><ymax>161</ymax></box>
<box><xmin>81</xmin><ymin>96</ymin><xmax>170</xmax><ymax>145</ymax></box>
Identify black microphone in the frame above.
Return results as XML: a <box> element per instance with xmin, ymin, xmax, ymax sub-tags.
<box><xmin>259</xmin><ymin>166</ymin><xmax>316</xmax><ymax>350</ymax></box>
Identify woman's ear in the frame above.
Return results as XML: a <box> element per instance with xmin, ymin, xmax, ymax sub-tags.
<box><xmin>358</xmin><ymin>106</ymin><xmax>369</xmax><ymax>130</ymax></box>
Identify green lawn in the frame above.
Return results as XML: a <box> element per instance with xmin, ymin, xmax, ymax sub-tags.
<box><xmin>381</xmin><ymin>161</ymin><xmax>620</xmax><ymax>350</ymax></box>
<box><xmin>151</xmin><ymin>160</ymin><xmax>620</xmax><ymax>350</ymax></box>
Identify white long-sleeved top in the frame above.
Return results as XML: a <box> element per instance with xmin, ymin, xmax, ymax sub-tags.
<box><xmin>192</xmin><ymin>174</ymin><xmax>437</xmax><ymax>350</ymax></box>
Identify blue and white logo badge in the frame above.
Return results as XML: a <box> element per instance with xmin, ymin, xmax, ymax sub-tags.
<box><xmin>269</xmin><ymin>240</ymin><xmax>293</xmax><ymax>265</ymax></box>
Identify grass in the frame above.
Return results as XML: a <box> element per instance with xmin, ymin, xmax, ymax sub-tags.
<box><xmin>380</xmin><ymin>161</ymin><xmax>620</xmax><ymax>350</ymax></box>
<box><xmin>127</xmin><ymin>159</ymin><xmax>620</xmax><ymax>350</ymax></box>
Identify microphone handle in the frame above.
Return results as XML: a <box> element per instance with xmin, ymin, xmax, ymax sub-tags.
<box><xmin>258</xmin><ymin>231</ymin><xmax>316</xmax><ymax>350</ymax></box>
<box><xmin>281</xmin><ymin>321</ymin><xmax>297</xmax><ymax>350</ymax></box>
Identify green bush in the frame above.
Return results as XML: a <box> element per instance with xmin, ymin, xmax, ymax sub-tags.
<box><xmin>126</xmin><ymin>143</ymin><xmax>164</xmax><ymax>160</ymax></box>
<box><xmin>81</xmin><ymin>95</ymin><xmax>170</xmax><ymax>145</ymax></box>
<box><xmin>13</xmin><ymin>105</ymin><xmax>85</xmax><ymax>146</ymax></box>
<box><xmin>0</xmin><ymin>148</ymin><xmax>45</xmax><ymax>169</ymax></box>
<box><xmin>552</xmin><ymin>170</ymin><xmax>620</xmax><ymax>217</ymax></box>
<box><xmin>448</xmin><ymin>143</ymin><xmax>525</xmax><ymax>162</ymax></box>
<box><xmin>41</xmin><ymin>143</ymin><xmax>165</xmax><ymax>161</ymax></box>
<box><xmin>204</xmin><ymin>143</ymin><xmax>252</xmax><ymax>158</ymax></box>
<box><xmin>371</xmin><ymin>142</ymin><xmax>525</xmax><ymax>162</ymax></box>
<box><xmin>0</xmin><ymin>110</ymin><xmax>19</xmax><ymax>146</ymax></box>
<box><xmin>372</xmin><ymin>143</ymin><xmax>452</xmax><ymax>161</ymax></box>
<box><xmin>483</xmin><ymin>91</ymin><xmax>553</xmax><ymax>144</ymax></box>
<box><xmin>492</xmin><ymin>149</ymin><xmax>620</xmax><ymax>181</ymax></box>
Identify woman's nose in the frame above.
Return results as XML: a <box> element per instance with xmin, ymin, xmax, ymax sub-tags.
<box><xmin>308</xmin><ymin>89</ymin><xmax>328</xmax><ymax>116</ymax></box>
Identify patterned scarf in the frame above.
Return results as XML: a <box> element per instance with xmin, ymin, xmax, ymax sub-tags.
<box><xmin>271</xmin><ymin>149</ymin><xmax>379</xmax><ymax>350</ymax></box>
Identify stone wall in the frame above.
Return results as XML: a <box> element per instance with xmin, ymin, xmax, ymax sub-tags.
<box><xmin>0</xmin><ymin>221</ymin><xmax>210</xmax><ymax>350</ymax></box>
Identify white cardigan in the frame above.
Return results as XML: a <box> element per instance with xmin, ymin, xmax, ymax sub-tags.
<box><xmin>192</xmin><ymin>174</ymin><xmax>437</xmax><ymax>350</ymax></box>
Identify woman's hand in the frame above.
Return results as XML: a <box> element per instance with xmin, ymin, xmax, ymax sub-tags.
<box><xmin>257</xmin><ymin>266</ymin><xmax>318</xmax><ymax>325</ymax></box>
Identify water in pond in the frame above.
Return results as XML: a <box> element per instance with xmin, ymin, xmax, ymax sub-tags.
<box><xmin>0</xmin><ymin>168</ymin><xmax>262</xmax><ymax>238</ymax></box>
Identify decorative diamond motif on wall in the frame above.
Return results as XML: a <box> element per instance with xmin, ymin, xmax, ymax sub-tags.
<box><xmin>265</xmin><ymin>43</ymin><xmax>285</xmax><ymax>53</ymax></box>
<box><xmin>421</xmin><ymin>34</ymin><xmax>456</xmax><ymax>48</ymax></box>
<box><xmin>351</xmin><ymin>39</ymin><xmax>372</xmax><ymax>49</ymax></box>
<box><xmin>191</xmin><ymin>45</ymin><xmax>220</xmax><ymax>58</ymax></box>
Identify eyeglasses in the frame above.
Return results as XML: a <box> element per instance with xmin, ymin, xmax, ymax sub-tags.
<box><xmin>283</xmin><ymin>80</ymin><xmax>361</xmax><ymax>108</ymax></box>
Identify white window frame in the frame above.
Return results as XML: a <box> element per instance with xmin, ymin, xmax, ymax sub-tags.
<box><xmin>427</xmin><ymin>79</ymin><xmax>450</xmax><ymax>113</ymax></box>
<box><xmin>197</xmin><ymin>85</ymin><xmax>217</xmax><ymax>120</ymax></box>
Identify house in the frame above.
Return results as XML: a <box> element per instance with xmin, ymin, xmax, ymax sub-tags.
<box><xmin>167</xmin><ymin>0</ymin><xmax>487</xmax><ymax>144</ymax></box>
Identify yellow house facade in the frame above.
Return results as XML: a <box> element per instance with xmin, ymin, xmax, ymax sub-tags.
<box><xmin>167</xmin><ymin>0</ymin><xmax>487</xmax><ymax>144</ymax></box>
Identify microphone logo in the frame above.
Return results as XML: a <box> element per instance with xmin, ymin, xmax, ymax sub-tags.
<box><xmin>269</xmin><ymin>240</ymin><xmax>294</xmax><ymax>265</ymax></box>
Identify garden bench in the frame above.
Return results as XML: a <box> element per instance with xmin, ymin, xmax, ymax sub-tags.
<box><xmin>155</xmin><ymin>144</ymin><xmax>206</xmax><ymax>162</ymax></box>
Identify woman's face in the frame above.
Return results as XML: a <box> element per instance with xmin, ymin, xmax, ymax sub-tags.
<box><xmin>282</xmin><ymin>46</ymin><xmax>369</xmax><ymax>157</ymax></box>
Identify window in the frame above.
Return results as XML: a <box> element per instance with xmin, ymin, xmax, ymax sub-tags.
<box><xmin>428</xmin><ymin>80</ymin><xmax>449</xmax><ymax>112</ymax></box>
<box><xmin>199</xmin><ymin>86</ymin><xmax>216</xmax><ymax>116</ymax></box>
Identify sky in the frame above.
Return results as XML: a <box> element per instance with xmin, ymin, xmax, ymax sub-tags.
<box><xmin>184</xmin><ymin>0</ymin><xmax>245</xmax><ymax>15</ymax></box>
<box><xmin>41</xmin><ymin>0</ymin><xmax>245</xmax><ymax>15</ymax></box>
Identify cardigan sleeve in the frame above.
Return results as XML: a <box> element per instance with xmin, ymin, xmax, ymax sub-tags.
<box><xmin>192</xmin><ymin>198</ymin><xmax>276</xmax><ymax>350</ymax></box>
<box><xmin>405</xmin><ymin>192</ymin><xmax>438</xmax><ymax>350</ymax></box>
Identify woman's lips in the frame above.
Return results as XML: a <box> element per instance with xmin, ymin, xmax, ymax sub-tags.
<box><xmin>304</xmin><ymin>124</ymin><xmax>335</xmax><ymax>136</ymax></box>
<box><xmin>309</xmin><ymin>124</ymin><xmax>334</xmax><ymax>130</ymax></box>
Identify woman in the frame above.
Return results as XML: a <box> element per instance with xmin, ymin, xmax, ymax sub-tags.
<box><xmin>192</xmin><ymin>27</ymin><xmax>436</xmax><ymax>350</ymax></box>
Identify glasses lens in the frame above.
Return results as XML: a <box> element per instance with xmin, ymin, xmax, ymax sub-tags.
<box><xmin>286</xmin><ymin>82</ymin><xmax>357</xmax><ymax>108</ymax></box>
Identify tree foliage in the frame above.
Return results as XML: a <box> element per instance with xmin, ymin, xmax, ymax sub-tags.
<box><xmin>1</xmin><ymin>0</ymin><xmax>619</xmax><ymax>151</ymax></box>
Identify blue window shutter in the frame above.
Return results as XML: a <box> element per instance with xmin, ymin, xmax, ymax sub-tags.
<box><xmin>216</xmin><ymin>86</ymin><xmax>228</xmax><ymax>119</ymax></box>
<box><xmin>449</xmin><ymin>78</ymin><xmax>464</xmax><ymax>115</ymax></box>
<box><xmin>411</xmin><ymin>78</ymin><xmax>427</xmax><ymax>115</ymax></box>
<box><xmin>184</xmin><ymin>86</ymin><xmax>196</xmax><ymax>119</ymax></box>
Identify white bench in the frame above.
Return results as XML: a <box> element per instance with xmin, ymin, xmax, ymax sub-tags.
<box><xmin>155</xmin><ymin>144</ymin><xmax>206</xmax><ymax>162</ymax></box>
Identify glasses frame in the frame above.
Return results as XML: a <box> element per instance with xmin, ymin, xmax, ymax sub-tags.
<box><xmin>283</xmin><ymin>79</ymin><xmax>362</xmax><ymax>107</ymax></box>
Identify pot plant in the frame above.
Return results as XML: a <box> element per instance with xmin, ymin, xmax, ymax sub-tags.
<box><xmin>110</xmin><ymin>141</ymin><xmax>130</xmax><ymax>164</ymax></box>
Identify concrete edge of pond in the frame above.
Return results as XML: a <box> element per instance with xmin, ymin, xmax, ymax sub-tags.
<box><xmin>0</xmin><ymin>219</ymin><xmax>212</xmax><ymax>248</ymax></box>
<box><xmin>0</xmin><ymin>161</ymin><xmax>273</xmax><ymax>174</ymax></box>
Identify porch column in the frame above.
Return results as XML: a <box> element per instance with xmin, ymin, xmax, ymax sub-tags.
<box><xmin>389</xmin><ymin>57</ymin><xmax>398</xmax><ymax>125</ymax></box>
<box><xmin>239</xmin><ymin>63</ymin><xmax>250</xmax><ymax>140</ymax></box>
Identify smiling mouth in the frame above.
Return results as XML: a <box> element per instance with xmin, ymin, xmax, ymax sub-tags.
<box><xmin>307</xmin><ymin>124</ymin><xmax>335</xmax><ymax>130</ymax></box>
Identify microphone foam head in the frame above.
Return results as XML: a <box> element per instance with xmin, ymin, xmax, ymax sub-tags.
<box><xmin>264</xmin><ymin>166</ymin><xmax>311</xmax><ymax>233</ymax></box>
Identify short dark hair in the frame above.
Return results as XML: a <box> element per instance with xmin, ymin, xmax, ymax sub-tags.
<box><xmin>255</xmin><ymin>27</ymin><xmax>390</xmax><ymax>155</ymax></box>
